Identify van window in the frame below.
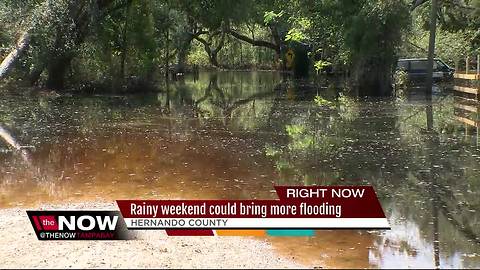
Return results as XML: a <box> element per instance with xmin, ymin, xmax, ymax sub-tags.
<box><xmin>434</xmin><ymin>60</ymin><xmax>446</xmax><ymax>70</ymax></box>
<box><xmin>410</xmin><ymin>60</ymin><xmax>439</xmax><ymax>71</ymax></box>
<box><xmin>410</xmin><ymin>60</ymin><xmax>428</xmax><ymax>70</ymax></box>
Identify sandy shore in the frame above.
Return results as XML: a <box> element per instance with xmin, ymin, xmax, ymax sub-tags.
<box><xmin>0</xmin><ymin>202</ymin><xmax>306</xmax><ymax>269</ymax></box>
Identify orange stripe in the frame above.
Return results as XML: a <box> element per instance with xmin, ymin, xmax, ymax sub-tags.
<box><xmin>215</xmin><ymin>230</ymin><xmax>266</xmax><ymax>236</ymax></box>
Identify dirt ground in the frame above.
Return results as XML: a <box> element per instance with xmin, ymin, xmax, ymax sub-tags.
<box><xmin>0</xmin><ymin>202</ymin><xmax>306</xmax><ymax>269</ymax></box>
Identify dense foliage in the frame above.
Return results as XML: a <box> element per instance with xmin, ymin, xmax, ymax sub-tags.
<box><xmin>0</xmin><ymin>0</ymin><xmax>479</xmax><ymax>94</ymax></box>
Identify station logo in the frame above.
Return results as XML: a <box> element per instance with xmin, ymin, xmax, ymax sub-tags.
<box><xmin>26</xmin><ymin>210</ymin><xmax>131</xmax><ymax>240</ymax></box>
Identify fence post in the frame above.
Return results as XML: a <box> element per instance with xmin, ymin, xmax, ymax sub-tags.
<box><xmin>466</xmin><ymin>55</ymin><xmax>469</xmax><ymax>73</ymax></box>
<box><xmin>477</xmin><ymin>54</ymin><xmax>479</xmax><ymax>75</ymax></box>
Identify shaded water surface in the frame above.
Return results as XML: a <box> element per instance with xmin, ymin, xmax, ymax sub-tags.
<box><xmin>1</xmin><ymin>71</ymin><xmax>479</xmax><ymax>268</ymax></box>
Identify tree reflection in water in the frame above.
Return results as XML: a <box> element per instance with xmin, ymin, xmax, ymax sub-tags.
<box><xmin>0</xmin><ymin>71</ymin><xmax>479</xmax><ymax>268</ymax></box>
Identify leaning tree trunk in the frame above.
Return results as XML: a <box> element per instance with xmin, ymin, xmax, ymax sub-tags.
<box><xmin>0</xmin><ymin>32</ymin><xmax>30</xmax><ymax>80</ymax></box>
<box><xmin>1</xmin><ymin>1</ymin><xmax>132</xmax><ymax>84</ymax></box>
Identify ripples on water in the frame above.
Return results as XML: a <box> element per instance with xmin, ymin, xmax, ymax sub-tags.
<box><xmin>0</xmin><ymin>71</ymin><xmax>479</xmax><ymax>268</ymax></box>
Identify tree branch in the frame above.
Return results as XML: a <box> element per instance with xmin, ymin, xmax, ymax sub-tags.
<box><xmin>227</xmin><ymin>29</ymin><xmax>278</xmax><ymax>53</ymax></box>
<box><xmin>193</xmin><ymin>34</ymin><xmax>212</xmax><ymax>55</ymax></box>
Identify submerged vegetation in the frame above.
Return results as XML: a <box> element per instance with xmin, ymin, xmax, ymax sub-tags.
<box><xmin>0</xmin><ymin>0</ymin><xmax>478</xmax><ymax>95</ymax></box>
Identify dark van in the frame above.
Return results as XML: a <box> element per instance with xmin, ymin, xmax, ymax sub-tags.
<box><xmin>397</xmin><ymin>58</ymin><xmax>455</xmax><ymax>82</ymax></box>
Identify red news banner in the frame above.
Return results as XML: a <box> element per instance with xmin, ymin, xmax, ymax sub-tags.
<box><xmin>116</xmin><ymin>186</ymin><xmax>390</xmax><ymax>230</ymax></box>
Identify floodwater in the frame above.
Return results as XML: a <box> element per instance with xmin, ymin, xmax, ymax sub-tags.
<box><xmin>1</xmin><ymin>71</ymin><xmax>479</xmax><ymax>268</ymax></box>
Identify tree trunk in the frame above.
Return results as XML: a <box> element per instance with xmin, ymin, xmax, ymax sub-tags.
<box><xmin>355</xmin><ymin>57</ymin><xmax>393</xmax><ymax>96</ymax></box>
<box><xmin>194</xmin><ymin>30</ymin><xmax>225</xmax><ymax>68</ymax></box>
<box><xmin>176</xmin><ymin>47</ymin><xmax>188</xmax><ymax>73</ymax></box>
<box><xmin>46</xmin><ymin>56</ymin><xmax>73</xmax><ymax>90</ymax></box>
<box><xmin>1</xmin><ymin>1</ymin><xmax>132</xmax><ymax>83</ymax></box>
<box><xmin>425</xmin><ymin>0</ymin><xmax>438</xmax><ymax>96</ymax></box>
<box><xmin>43</xmin><ymin>0</ymin><xmax>96</xmax><ymax>90</ymax></box>
<box><xmin>120</xmin><ymin>1</ymin><xmax>131</xmax><ymax>80</ymax></box>
<box><xmin>165</xmin><ymin>29</ymin><xmax>170</xmax><ymax>80</ymax></box>
<box><xmin>0</xmin><ymin>32</ymin><xmax>30</xmax><ymax>80</ymax></box>
<box><xmin>176</xmin><ymin>33</ymin><xmax>194</xmax><ymax>73</ymax></box>
<box><xmin>209</xmin><ymin>51</ymin><xmax>220</xmax><ymax>67</ymax></box>
<box><xmin>28</xmin><ymin>63</ymin><xmax>45</xmax><ymax>86</ymax></box>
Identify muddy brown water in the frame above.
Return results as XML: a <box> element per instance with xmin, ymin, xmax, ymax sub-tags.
<box><xmin>1</xmin><ymin>71</ymin><xmax>479</xmax><ymax>268</ymax></box>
